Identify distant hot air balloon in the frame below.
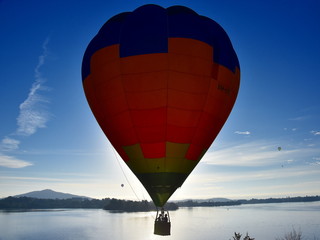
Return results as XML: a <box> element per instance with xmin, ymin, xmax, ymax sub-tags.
<box><xmin>278</xmin><ymin>147</ymin><xmax>282</xmax><ymax>151</ymax></box>
<box><xmin>82</xmin><ymin>4</ymin><xmax>240</xmax><ymax>219</ymax></box>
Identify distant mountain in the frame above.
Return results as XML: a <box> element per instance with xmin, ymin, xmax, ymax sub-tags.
<box><xmin>14</xmin><ymin>189</ymin><xmax>91</xmax><ymax>200</ymax></box>
<box><xmin>197</xmin><ymin>198</ymin><xmax>232</xmax><ymax>203</ymax></box>
<box><xmin>175</xmin><ymin>197</ymin><xmax>232</xmax><ymax>203</ymax></box>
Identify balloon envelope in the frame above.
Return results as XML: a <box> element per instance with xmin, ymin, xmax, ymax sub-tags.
<box><xmin>82</xmin><ymin>4</ymin><xmax>240</xmax><ymax>207</ymax></box>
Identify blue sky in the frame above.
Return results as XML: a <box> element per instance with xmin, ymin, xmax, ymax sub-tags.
<box><xmin>1</xmin><ymin>0</ymin><xmax>320</xmax><ymax>201</ymax></box>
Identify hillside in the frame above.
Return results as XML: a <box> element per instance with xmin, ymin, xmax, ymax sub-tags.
<box><xmin>180</xmin><ymin>197</ymin><xmax>232</xmax><ymax>203</ymax></box>
<box><xmin>14</xmin><ymin>189</ymin><xmax>91</xmax><ymax>200</ymax></box>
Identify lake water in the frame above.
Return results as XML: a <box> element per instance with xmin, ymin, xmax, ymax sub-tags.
<box><xmin>0</xmin><ymin>201</ymin><xmax>319</xmax><ymax>240</ymax></box>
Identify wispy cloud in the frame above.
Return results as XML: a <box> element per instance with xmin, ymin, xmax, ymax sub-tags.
<box><xmin>192</xmin><ymin>164</ymin><xmax>319</xmax><ymax>185</ymax></box>
<box><xmin>0</xmin><ymin>154</ymin><xmax>33</xmax><ymax>168</ymax></box>
<box><xmin>234</xmin><ymin>131</ymin><xmax>251</xmax><ymax>135</ymax></box>
<box><xmin>283</xmin><ymin>128</ymin><xmax>298</xmax><ymax>131</ymax></box>
<box><xmin>180</xmin><ymin>158</ymin><xmax>320</xmax><ymax>199</ymax></box>
<box><xmin>0</xmin><ymin>137</ymin><xmax>20</xmax><ymax>151</ymax></box>
<box><xmin>289</xmin><ymin>115</ymin><xmax>309</xmax><ymax>121</ymax></box>
<box><xmin>16</xmin><ymin>38</ymin><xmax>51</xmax><ymax>136</ymax></box>
<box><xmin>203</xmin><ymin>142</ymin><xmax>280</xmax><ymax>167</ymax></box>
<box><xmin>0</xmin><ymin>38</ymin><xmax>51</xmax><ymax>168</ymax></box>
<box><xmin>0</xmin><ymin>175</ymin><xmax>64</xmax><ymax>182</ymax></box>
<box><xmin>309</xmin><ymin>157</ymin><xmax>320</xmax><ymax>166</ymax></box>
<box><xmin>311</xmin><ymin>130</ymin><xmax>320</xmax><ymax>136</ymax></box>
<box><xmin>202</xmin><ymin>140</ymin><xmax>320</xmax><ymax>167</ymax></box>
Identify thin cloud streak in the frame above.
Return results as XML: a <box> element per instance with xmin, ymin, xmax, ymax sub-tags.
<box><xmin>289</xmin><ymin>116</ymin><xmax>309</xmax><ymax>121</ymax></box>
<box><xmin>202</xmin><ymin>141</ymin><xmax>320</xmax><ymax>167</ymax></box>
<box><xmin>311</xmin><ymin>130</ymin><xmax>320</xmax><ymax>136</ymax></box>
<box><xmin>0</xmin><ymin>137</ymin><xmax>20</xmax><ymax>151</ymax></box>
<box><xmin>179</xmin><ymin>163</ymin><xmax>320</xmax><ymax>199</ymax></box>
<box><xmin>193</xmin><ymin>165</ymin><xmax>320</xmax><ymax>184</ymax></box>
<box><xmin>234</xmin><ymin>131</ymin><xmax>251</xmax><ymax>135</ymax></box>
<box><xmin>0</xmin><ymin>154</ymin><xmax>33</xmax><ymax>168</ymax></box>
<box><xmin>0</xmin><ymin>176</ymin><xmax>65</xmax><ymax>182</ymax></box>
<box><xmin>180</xmin><ymin>139</ymin><xmax>320</xmax><ymax>198</ymax></box>
<box><xmin>16</xmin><ymin>37</ymin><xmax>51</xmax><ymax>136</ymax></box>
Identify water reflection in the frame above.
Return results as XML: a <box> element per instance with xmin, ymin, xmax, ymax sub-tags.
<box><xmin>0</xmin><ymin>202</ymin><xmax>319</xmax><ymax>240</ymax></box>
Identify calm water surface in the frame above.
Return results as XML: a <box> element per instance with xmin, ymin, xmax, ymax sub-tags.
<box><xmin>0</xmin><ymin>201</ymin><xmax>319</xmax><ymax>240</ymax></box>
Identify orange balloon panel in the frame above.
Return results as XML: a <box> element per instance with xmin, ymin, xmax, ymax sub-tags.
<box><xmin>83</xmin><ymin>38</ymin><xmax>239</xmax><ymax>206</ymax></box>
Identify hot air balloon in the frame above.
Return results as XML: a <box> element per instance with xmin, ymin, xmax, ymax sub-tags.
<box><xmin>82</xmin><ymin>4</ymin><xmax>240</xmax><ymax>235</ymax></box>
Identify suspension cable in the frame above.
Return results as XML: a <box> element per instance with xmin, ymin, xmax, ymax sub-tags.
<box><xmin>110</xmin><ymin>145</ymin><xmax>141</xmax><ymax>201</ymax></box>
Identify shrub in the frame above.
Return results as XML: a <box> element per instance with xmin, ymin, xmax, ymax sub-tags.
<box><xmin>231</xmin><ymin>232</ymin><xmax>255</xmax><ymax>240</ymax></box>
<box><xmin>276</xmin><ymin>229</ymin><xmax>302</xmax><ymax>240</ymax></box>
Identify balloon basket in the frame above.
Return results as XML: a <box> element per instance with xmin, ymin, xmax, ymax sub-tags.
<box><xmin>154</xmin><ymin>208</ymin><xmax>171</xmax><ymax>236</ymax></box>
